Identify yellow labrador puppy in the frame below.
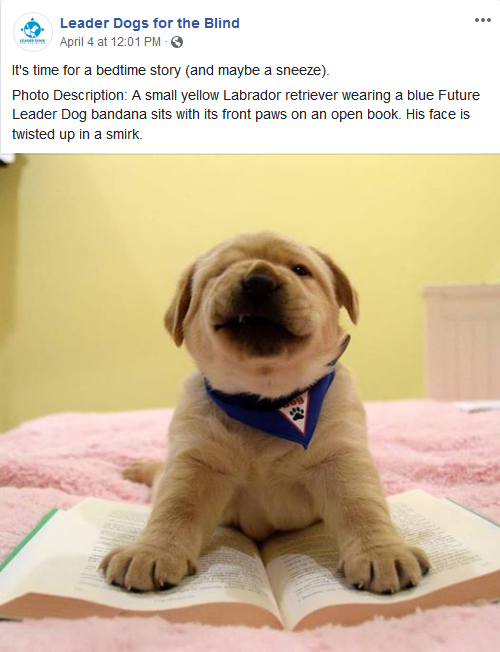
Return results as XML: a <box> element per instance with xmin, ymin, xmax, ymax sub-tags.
<box><xmin>101</xmin><ymin>232</ymin><xmax>430</xmax><ymax>594</ymax></box>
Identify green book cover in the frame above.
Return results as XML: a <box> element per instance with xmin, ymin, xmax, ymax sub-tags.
<box><xmin>0</xmin><ymin>509</ymin><xmax>58</xmax><ymax>573</ymax></box>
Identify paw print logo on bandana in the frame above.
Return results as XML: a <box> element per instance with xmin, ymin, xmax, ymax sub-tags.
<box><xmin>290</xmin><ymin>407</ymin><xmax>305</xmax><ymax>421</ymax></box>
<box><xmin>279</xmin><ymin>390</ymin><xmax>310</xmax><ymax>436</ymax></box>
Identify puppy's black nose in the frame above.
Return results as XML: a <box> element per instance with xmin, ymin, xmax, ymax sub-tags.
<box><xmin>242</xmin><ymin>272</ymin><xmax>278</xmax><ymax>302</ymax></box>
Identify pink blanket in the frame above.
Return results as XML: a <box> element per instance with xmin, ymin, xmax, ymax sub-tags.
<box><xmin>1</xmin><ymin>400</ymin><xmax>499</xmax><ymax>651</ymax></box>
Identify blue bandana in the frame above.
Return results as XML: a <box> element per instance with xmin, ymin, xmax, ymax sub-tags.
<box><xmin>206</xmin><ymin>372</ymin><xmax>334</xmax><ymax>449</ymax></box>
<box><xmin>205</xmin><ymin>336</ymin><xmax>350</xmax><ymax>449</ymax></box>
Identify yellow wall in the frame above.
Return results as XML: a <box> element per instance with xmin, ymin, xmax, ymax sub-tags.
<box><xmin>1</xmin><ymin>154</ymin><xmax>499</xmax><ymax>431</ymax></box>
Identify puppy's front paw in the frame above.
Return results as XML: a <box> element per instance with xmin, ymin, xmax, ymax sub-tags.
<box><xmin>339</xmin><ymin>542</ymin><xmax>430</xmax><ymax>594</ymax></box>
<box><xmin>100</xmin><ymin>543</ymin><xmax>196</xmax><ymax>592</ymax></box>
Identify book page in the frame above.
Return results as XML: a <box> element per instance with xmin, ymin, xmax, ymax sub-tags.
<box><xmin>0</xmin><ymin>498</ymin><xmax>281</xmax><ymax>623</ymax></box>
<box><xmin>261</xmin><ymin>490</ymin><xmax>500</xmax><ymax>630</ymax></box>
<box><xmin>0</xmin><ymin>511</ymin><xmax>66</xmax><ymax>601</ymax></box>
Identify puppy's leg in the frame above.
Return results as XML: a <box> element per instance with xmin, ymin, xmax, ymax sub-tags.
<box><xmin>102</xmin><ymin>449</ymin><xmax>238</xmax><ymax>592</ymax></box>
<box><xmin>123</xmin><ymin>460</ymin><xmax>163</xmax><ymax>486</ymax></box>
<box><xmin>309</xmin><ymin>437</ymin><xmax>430</xmax><ymax>594</ymax></box>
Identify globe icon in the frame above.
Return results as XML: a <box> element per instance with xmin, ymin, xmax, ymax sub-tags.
<box><xmin>23</xmin><ymin>20</ymin><xmax>42</xmax><ymax>38</ymax></box>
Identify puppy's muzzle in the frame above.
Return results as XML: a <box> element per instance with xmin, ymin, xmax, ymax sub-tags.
<box><xmin>242</xmin><ymin>271</ymin><xmax>279</xmax><ymax>306</ymax></box>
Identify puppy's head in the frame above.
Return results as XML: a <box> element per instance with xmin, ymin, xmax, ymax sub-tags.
<box><xmin>165</xmin><ymin>232</ymin><xmax>358</xmax><ymax>397</ymax></box>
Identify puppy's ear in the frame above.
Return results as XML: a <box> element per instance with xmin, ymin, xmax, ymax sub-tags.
<box><xmin>313</xmin><ymin>249</ymin><xmax>359</xmax><ymax>324</ymax></box>
<box><xmin>164</xmin><ymin>263</ymin><xmax>196</xmax><ymax>346</ymax></box>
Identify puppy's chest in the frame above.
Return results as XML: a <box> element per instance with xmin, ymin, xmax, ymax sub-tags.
<box><xmin>230</xmin><ymin>421</ymin><xmax>326</xmax><ymax>491</ymax></box>
<box><xmin>223</xmin><ymin>442</ymin><xmax>321</xmax><ymax>538</ymax></box>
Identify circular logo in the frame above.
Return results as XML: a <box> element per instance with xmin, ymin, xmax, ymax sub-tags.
<box><xmin>14</xmin><ymin>13</ymin><xmax>53</xmax><ymax>52</ymax></box>
<box><xmin>171</xmin><ymin>36</ymin><xmax>183</xmax><ymax>48</ymax></box>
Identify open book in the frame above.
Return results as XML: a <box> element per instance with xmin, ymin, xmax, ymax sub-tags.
<box><xmin>0</xmin><ymin>490</ymin><xmax>499</xmax><ymax>629</ymax></box>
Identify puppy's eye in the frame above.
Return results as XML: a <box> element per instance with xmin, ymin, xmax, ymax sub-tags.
<box><xmin>291</xmin><ymin>265</ymin><xmax>310</xmax><ymax>277</ymax></box>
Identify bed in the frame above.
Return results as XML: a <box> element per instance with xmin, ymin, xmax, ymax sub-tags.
<box><xmin>0</xmin><ymin>400</ymin><xmax>499</xmax><ymax>651</ymax></box>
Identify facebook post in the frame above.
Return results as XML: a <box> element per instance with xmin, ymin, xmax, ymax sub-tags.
<box><xmin>1</xmin><ymin>0</ymin><xmax>499</xmax><ymax>646</ymax></box>
<box><xmin>1</xmin><ymin>0</ymin><xmax>499</xmax><ymax>151</ymax></box>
